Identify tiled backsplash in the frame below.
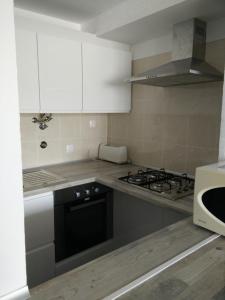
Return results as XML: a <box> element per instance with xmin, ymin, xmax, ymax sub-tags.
<box><xmin>20</xmin><ymin>114</ymin><xmax>107</xmax><ymax>169</ymax></box>
<box><xmin>108</xmin><ymin>39</ymin><xmax>225</xmax><ymax>175</ymax></box>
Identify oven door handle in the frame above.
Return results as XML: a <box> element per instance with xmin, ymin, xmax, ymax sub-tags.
<box><xmin>66</xmin><ymin>198</ymin><xmax>105</xmax><ymax>212</ymax></box>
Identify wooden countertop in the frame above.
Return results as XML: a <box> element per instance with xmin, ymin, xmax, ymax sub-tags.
<box><xmin>24</xmin><ymin>159</ymin><xmax>193</xmax><ymax>214</ymax></box>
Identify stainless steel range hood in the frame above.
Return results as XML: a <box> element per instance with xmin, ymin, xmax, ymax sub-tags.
<box><xmin>129</xmin><ymin>19</ymin><xmax>223</xmax><ymax>87</ymax></box>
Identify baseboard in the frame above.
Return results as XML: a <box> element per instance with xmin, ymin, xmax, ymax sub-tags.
<box><xmin>0</xmin><ymin>286</ymin><xmax>30</xmax><ymax>300</ymax></box>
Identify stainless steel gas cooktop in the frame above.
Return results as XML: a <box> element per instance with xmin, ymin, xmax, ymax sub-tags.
<box><xmin>118</xmin><ymin>168</ymin><xmax>194</xmax><ymax>200</ymax></box>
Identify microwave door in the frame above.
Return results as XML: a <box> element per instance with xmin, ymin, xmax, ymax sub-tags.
<box><xmin>202</xmin><ymin>187</ymin><xmax>225</xmax><ymax>223</ymax></box>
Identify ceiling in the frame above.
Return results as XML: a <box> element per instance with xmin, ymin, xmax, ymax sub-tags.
<box><xmin>14</xmin><ymin>0</ymin><xmax>126</xmax><ymax>23</ymax></box>
<box><xmin>14</xmin><ymin>0</ymin><xmax>225</xmax><ymax>46</ymax></box>
<box><xmin>100</xmin><ymin>0</ymin><xmax>225</xmax><ymax>44</ymax></box>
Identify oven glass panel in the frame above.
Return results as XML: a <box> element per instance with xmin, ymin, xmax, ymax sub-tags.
<box><xmin>64</xmin><ymin>199</ymin><xmax>107</xmax><ymax>258</ymax></box>
<box><xmin>202</xmin><ymin>187</ymin><xmax>225</xmax><ymax>223</ymax></box>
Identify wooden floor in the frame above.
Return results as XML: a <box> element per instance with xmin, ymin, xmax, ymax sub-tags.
<box><xmin>30</xmin><ymin>218</ymin><xmax>213</xmax><ymax>300</ymax></box>
<box><xmin>120</xmin><ymin>236</ymin><xmax>225</xmax><ymax>300</ymax></box>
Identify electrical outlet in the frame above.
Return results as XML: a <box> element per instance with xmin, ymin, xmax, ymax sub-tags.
<box><xmin>66</xmin><ymin>144</ymin><xmax>75</xmax><ymax>154</ymax></box>
<box><xmin>89</xmin><ymin>119</ymin><xmax>96</xmax><ymax>128</ymax></box>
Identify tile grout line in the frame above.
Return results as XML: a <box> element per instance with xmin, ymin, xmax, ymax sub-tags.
<box><xmin>103</xmin><ymin>233</ymin><xmax>220</xmax><ymax>300</ymax></box>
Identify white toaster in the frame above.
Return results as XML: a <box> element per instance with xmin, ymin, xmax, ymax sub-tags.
<box><xmin>98</xmin><ymin>144</ymin><xmax>127</xmax><ymax>164</ymax></box>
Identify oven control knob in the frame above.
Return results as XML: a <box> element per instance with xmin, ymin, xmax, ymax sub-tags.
<box><xmin>85</xmin><ymin>189</ymin><xmax>90</xmax><ymax>195</ymax></box>
<box><xmin>94</xmin><ymin>187</ymin><xmax>100</xmax><ymax>193</ymax></box>
<box><xmin>75</xmin><ymin>191</ymin><xmax>81</xmax><ymax>198</ymax></box>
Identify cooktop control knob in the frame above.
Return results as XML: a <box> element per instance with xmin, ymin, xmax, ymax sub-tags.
<box><xmin>85</xmin><ymin>189</ymin><xmax>90</xmax><ymax>195</ymax></box>
<box><xmin>94</xmin><ymin>187</ymin><xmax>100</xmax><ymax>193</ymax></box>
<box><xmin>75</xmin><ymin>191</ymin><xmax>81</xmax><ymax>198</ymax></box>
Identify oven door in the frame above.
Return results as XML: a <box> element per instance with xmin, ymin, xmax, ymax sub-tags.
<box><xmin>55</xmin><ymin>197</ymin><xmax>113</xmax><ymax>262</ymax></box>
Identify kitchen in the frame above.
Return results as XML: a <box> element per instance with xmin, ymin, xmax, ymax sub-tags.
<box><xmin>1</xmin><ymin>0</ymin><xmax>225</xmax><ymax>299</ymax></box>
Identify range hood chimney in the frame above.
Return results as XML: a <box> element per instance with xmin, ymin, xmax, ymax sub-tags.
<box><xmin>129</xmin><ymin>18</ymin><xmax>223</xmax><ymax>87</ymax></box>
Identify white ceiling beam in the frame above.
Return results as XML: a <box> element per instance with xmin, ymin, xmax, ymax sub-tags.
<box><xmin>82</xmin><ymin>0</ymin><xmax>188</xmax><ymax>35</ymax></box>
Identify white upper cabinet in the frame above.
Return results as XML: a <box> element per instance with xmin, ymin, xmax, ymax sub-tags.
<box><xmin>16</xmin><ymin>30</ymin><xmax>40</xmax><ymax>113</ymax></box>
<box><xmin>15</xmin><ymin>30</ymin><xmax>131</xmax><ymax>113</ymax></box>
<box><xmin>82</xmin><ymin>43</ymin><xmax>131</xmax><ymax>113</ymax></box>
<box><xmin>38</xmin><ymin>34</ymin><xmax>83</xmax><ymax>113</ymax></box>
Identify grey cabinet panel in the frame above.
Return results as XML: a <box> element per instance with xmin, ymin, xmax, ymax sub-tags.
<box><xmin>24</xmin><ymin>192</ymin><xmax>54</xmax><ymax>251</ymax></box>
<box><xmin>26</xmin><ymin>244</ymin><xmax>55</xmax><ymax>288</ymax></box>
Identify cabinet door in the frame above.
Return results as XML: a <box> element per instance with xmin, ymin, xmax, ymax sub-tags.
<box><xmin>83</xmin><ymin>43</ymin><xmax>131</xmax><ymax>113</ymax></box>
<box><xmin>24</xmin><ymin>192</ymin><xmax>54</xmax><ymax>251</ymax></box>
<box><xmin>38</xmin><ymin>34</ymin><xmax>82</xmax><ymax>113</ymax></box>
<box><xmin>15</xmin><ymin>30</ymin><xmax>40</xmax><ymax>113</ymax></box>
<box><xmin>26</xmin><ymin>244</ymin><xmax>55</xmax><ymax>287</ymax></box>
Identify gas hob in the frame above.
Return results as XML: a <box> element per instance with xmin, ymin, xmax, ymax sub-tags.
<box><xmin>118</xmin><ymin>168</ymin><xmax>194</xmax><ymax>200</ymax></box>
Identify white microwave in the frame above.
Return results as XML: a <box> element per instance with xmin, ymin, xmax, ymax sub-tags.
<box><xmin>193</xmin><ymin>162</ymin><xmax>225</xmax><ymax>236</ymax></box>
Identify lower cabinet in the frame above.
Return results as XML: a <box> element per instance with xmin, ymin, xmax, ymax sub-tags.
<box><xmin>24</xmin><ymin>192</ymin><xmax>55</xmax><ymax>288</ymax></box>
<box><xmin>26</xmin><ymin>244</ymin><xmax>55</xmax><ymax>288</ymax></box>
<box><xmin>24</xmin><ymin>192</ymin><xmax>54</xmax><ymax>251</ymax></box>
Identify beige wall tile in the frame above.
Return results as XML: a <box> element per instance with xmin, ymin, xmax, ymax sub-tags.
<box><xmin>132</xmin><ymin>52</ymin><xmax>171</xmax><ymax>75</ymax></box>
<box><xmin>142</xmin><ymin>114</ymin><xmax>162</xmax><ymax>144</ymax></box>
<box><xmin>83</xmin><ymin>137</ymin><xmax>108</xmax><ymax>159</ymax></box>
<box><xmin>20</xmin><ymin>114</ymin><xmax>38</xmax><ymax>142</ymax></box>
<box><xmin>81</xmin><ymin>114</ymin><xmax>108</xmax><ymax>139</ymax></box>
<box><xmin>20</xmin><ymin>113</ymin><xmax>108</xmax><ymax>169</ymax></box>
<box><xmin>162</xmin><ymin>82</ymin><xmax>223</xmax><ymax>116</ymax></box>
<box><xmin>139</xmin><ymin>141</ymin><xmax>163</xmax><ymax>168</ymax></box>
<box><xmin>162</xmin><ymin>143</ymin><xmax>187</xmax><ymax>173</ymax></box>
<box><xmin>37</xmin><ymin>115</ymin><xmax>60</xmax><ymax>140</ymax></box>
<box><xmin>187</xmin><ymin>115</ymin><xmax>220</xmax><ymax>148</ymax></box>
<box><xmin>59</xmin><ymin>114</ymin><xmax>82</xmax><ymax>139</ymax></box>
<box><xmin>162</xmin><ymin>115</ymin><xmax>188</xmax><ymax>145</ymax></box>
<box><xmin>206</xmin><ymin>39</ymin><xmax>225</xmax><ymax>73</ymax></box>
<box><xmin>37</xmin><ymin>139</ymin><xmax>62</xmax><ymax>167</ymax></box>
<box><xmin>60</xmin><ymin>138</ymin><xmax>85</xmax><ymax>162</ymax></box>
<box><xmin>127</xmin><ymin>114</ymin><xmax>143</xmax><ymax>140</ymax></box>
<box><xmin>127</xmin><ymin>139</ymin><xmax>145</xmax><ymax>164</ymax></box>
<box><xmin>21</xmin><ymin>141</ymin><xmax>38</xmax><ymax>169</ymax></box>
<box><xmin>186</xmin><ymin>147</ymin><xmax>218</xmax><ymax>175</ymax></box>
<box><xmin>108</xmin><ymin>114</ymin><xmax>129</xmax><ymax>140</ymax></box>
<box><xmin>108</xmin><ymin>39</ymin><xmax>225</xmax><ymax>174</ymax></box>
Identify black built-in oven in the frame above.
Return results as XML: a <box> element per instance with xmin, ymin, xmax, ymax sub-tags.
<box><xmin>54</xmin><ymin>182</ymin><xmax>113</xmax><ymax>262</ymax></box>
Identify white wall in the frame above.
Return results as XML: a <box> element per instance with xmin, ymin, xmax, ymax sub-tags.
<box><xmin>14</xmin><ymin>8</ymin><xmax>130</xmax><ymax>52</ymax></box>
<box><xmin>0</xmin><ymin>1</ymin><xmax>28</xmax><ymax>299</ymax></box>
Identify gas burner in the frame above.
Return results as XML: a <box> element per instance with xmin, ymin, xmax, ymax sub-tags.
<box><xmin>150</xmin><ymin>182</ymin><xmax>171</xmax><ymax>193</ymax></box>
<box><xmin>148</xmin><ymin>171</ymin><xmax>166</xmax><ymax>180</ymax></box>
<box><xmin>118</xmin><ymin>167</ymin><xmax>195</xmax><ymax>200</ymax></box>
<box><xmin>167</xmin><ymin>176</ymin><xmax>182</xmax><ymax>187</ymax></box>
<box><xmin>148</xmin><ymin>173</ymin><xmax>157</xmax><ymax>179</ymax></box>
<box><xmin>128</xmin><ymin>175</ymin><xmax>147</xmax><ymax>185</ymax></box>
